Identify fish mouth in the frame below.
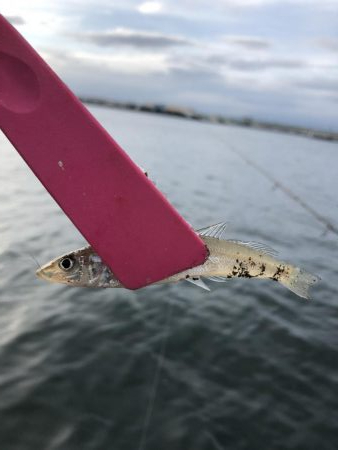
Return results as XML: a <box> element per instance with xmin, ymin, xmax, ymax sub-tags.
<box><xmin>36</xmin><ymin>263</ymin><xmax>69</xmax><ymax>285</ymax></box>
<box><xmin>36</xmin><ymin>267</ymin><xmax>47</xmax><ymax>280</ymax></box>
<box><xmin>36</xmin><ymin>265</ymin><xmax>54</xmax><ymax>282</ymax></box>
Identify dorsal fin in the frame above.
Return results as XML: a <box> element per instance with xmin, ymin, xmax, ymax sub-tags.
<box><xmin>185</xmin><ymin>277</ymin><xmax>210</xmax><ymax>291</ymax></box>
<box><xmin>197</xmin><ymin>222</ymin><xmax>227</xmax><ymax>239</ymax></box>
<box><xmin>197</xmin><ymin>222</ymin><xmax>278</xmax><ymax>257</ymax></box>
<box><xmin>228</xmin><ymin>240</ymin><xmax>278</xmax><ymax>257</ymax></box>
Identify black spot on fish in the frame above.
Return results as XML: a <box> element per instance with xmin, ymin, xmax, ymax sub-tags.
<box><xmin>259</xmin><ymin>264</ymin><xmax>266</xmax><ymax>276</ymax></box>
<box><xmin>240</xmin><ymin>269</ymin><xmax>252</xmax><ymax>278</ymax></box>
<box><xmin>272</xmin><ymin>265</ymin><xmax>285</xmax><ymax>281</ymax></box>
<box><xmin>192</xmin><ymin>277</ymin><xmax>199</xmax><ymax>281</ymax></box>
<box><xmin>185</xmin><ymin>275</ymin><xmax>190</xmax><ymax>279</ymax></box>
<box><xmin>235</xmin><ymin>261</ymin><xmax>250</xmax><ymax>278</ymax></box>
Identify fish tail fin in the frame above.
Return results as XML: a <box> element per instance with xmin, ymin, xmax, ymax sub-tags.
<box><xmin>279</xmin><ymin>267</ymin><xmax>320</xmax><ymax>299</ymax></box>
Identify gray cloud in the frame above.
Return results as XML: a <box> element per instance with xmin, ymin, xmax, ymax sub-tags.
<box><xmin>5</xmin><ymin>15</ymin><xmax>25</xmax><ymax>25</ymax></box>
<box><xmin>73</xmin><ymin>29</ymin><xmax>192</xmax><ymax>48</ymax></box>
<box><xmin>223</xmin><ymin>36</ymin><xmax>270</xmax><ymax>50</ymax></box>
<box><xmin>31</xmin><ymin>0</ymin><xmax>338</xmax><ymax>131</ymax></box>
<box><xmin>294</xmin><ymin>77</ymin><xmax>338</xmax><ymax>95</ymax></box>
<box><xmin>206</xmin><ymin>54</ymin><xmax>307</xmax><ymax>71</ymax></box>
<box><xmin>315</xmin><ymin>38</ymin><xmax>338</xmax><ymax>52</ymax></box>
<box><xmin>41</xmin><ymin>44</ymin><xmax>338</xmax><ymax>131</ymax></box>
<box><xmin>228</xmin><ymin>58</ymin><xmax>307</xmax><ymax>71</ymax></box>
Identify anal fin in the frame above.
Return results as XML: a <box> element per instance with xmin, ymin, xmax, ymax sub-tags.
<box><xmin>208</xmin><ymin>276</ymin><xmax>228</xmax><ymax>283</ymax></box>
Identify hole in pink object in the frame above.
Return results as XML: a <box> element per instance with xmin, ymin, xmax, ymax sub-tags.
<box><xmin>0</xmin><ymin>52</ymin><xmax>40</xmax><ymax>113</ymax></box>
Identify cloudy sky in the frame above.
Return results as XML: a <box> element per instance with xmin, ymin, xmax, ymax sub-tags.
<box><xmin>3</xmin><ymin>0</ymin><xmax>338</xmax><ymax>130</ymax></box>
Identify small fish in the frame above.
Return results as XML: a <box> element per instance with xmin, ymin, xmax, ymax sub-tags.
<box><xmin>36</xmin><ymin>222</ymin><xmax>319</xmax><ymax>299</ymax></box>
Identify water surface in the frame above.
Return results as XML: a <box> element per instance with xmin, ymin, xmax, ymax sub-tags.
<box><xmin>0</xmin><ymin>106</ymin><xmax>338</xmax><ymax>450</ymax></box>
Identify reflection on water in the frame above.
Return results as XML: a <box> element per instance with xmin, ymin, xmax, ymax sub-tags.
<box><xmin>0</xmin><ymin>106</ymin><xmax>338</xmax><ymax>450</ymax></box>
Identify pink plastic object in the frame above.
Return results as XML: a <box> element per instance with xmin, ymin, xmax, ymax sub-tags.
<box><xmin>0</xmin><ymin>15</ymin><xmax>207</xmax><ymax>289</ymax></box>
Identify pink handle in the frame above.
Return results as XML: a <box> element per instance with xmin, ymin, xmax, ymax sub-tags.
<box><xmin>0</xmin><ymin>16</ymin><xmax>207</xmax><ymax>289</ymax></box>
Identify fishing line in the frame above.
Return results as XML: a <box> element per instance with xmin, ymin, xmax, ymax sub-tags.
<box><xmin>138</xmin><ymin>296</ymin><xmax>174</xmax><ymax>450</ymax></box>
<box><xmin>228</xmin><ymin>145</ymin><xmax>338</xmax><ymax>237</ymax></box>
<box><xmin>205</xmin><ymin>431</ymin><xmax>225</xmax><ymax>450</ymax></box>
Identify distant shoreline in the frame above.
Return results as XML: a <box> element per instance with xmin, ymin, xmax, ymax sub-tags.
<box><xmin>80</xmin><ymin>97</ymin><xmax>338</xmax><ymax>142</ymax></box>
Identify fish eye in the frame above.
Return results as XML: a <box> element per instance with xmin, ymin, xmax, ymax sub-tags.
<box><xmin>59</xmin><ymin>257</ymin><xmax>74</xmax><ymax>271</ymax></box>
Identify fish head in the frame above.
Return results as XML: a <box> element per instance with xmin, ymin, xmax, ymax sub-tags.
<box><xmin>36</xmin><ymin>246</ymin><xmax>106</xmax><ymax>287</ymax></box>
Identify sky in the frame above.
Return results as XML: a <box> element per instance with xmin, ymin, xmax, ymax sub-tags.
<box><xmin>3</xmin><ymin>0</ymin><xmax>338</xmax><ymax>130</ymax></box>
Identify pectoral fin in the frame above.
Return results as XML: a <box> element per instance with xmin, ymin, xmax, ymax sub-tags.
<box><xmin>185</xmin><ymin>277</ymin><xmax>210</xmax><ymax>291</ymax></box>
